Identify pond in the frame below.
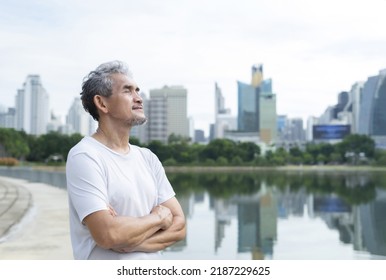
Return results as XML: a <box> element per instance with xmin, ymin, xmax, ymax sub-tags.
<box><xmin>1</xmin><ymin>167</ymin><xmax>385</xmax><ymax>260</ymax></box>
<box><xmin>162</xmin><ymin>170</ymin><xmax>386</xmax><ymax>260</ymax></box>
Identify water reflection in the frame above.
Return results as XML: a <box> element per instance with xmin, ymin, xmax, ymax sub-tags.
<box><xmin>1</xmin><ymin>167</ymin><xmax>385</xmax><ymax>259</ymax></box>
<box><xmin>164</xmin><ymin>171</ymin><xmax>386</xmax><ymax>259</ymax></box>
<box><xmin>0</xmin><ymin>166</ymin><xmax>67</xmax><ymax>189</ymax></box>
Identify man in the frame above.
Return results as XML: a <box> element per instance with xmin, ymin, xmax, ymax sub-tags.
<box><xmin>66</xmin><ymin>60</ymin><xmax>186</xmax><ymax>259</ymax></box>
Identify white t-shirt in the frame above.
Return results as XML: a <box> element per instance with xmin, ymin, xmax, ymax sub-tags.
<box><xmin>66</xmin><ymin>136</ymin><xmax>175</xmax><ymax>260</ymax></box>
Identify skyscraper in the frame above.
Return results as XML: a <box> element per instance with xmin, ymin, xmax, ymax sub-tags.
<box><xmin>237</xmin><ymin>81</ymin><xmax>259</xmax><ymax>132</ymax></box>
<box><xmin>358</xmin><ymin>69</ymin><xmax>386</xmax><ymax>147</ymax></box>
<box><xmin>259</xmin><ymin>94</ymin><xmax>277</xmax><ymax>143</ymax></box>
<box><xmin>15</xmin><ymin>75</ymin><xmax>49</xmax><ymax>135</ymax></box>
<box><xmin>251</xmin><ymin>64</ymin><xmax>264</xmax><ymax>87</ymax></box>
<box><xmin>130</xmin><ymin>92</ymin><xmax>149</xmax><ymax>144</ymax></box>
<box><xmin>214</xmin><ymin>82</ymin><xmax>236</xmax><ymax>139</ymax></box>
<box><xmin>66</xmin><ymin>97</ymin><xmax>96</xmax><ymax>136</ymax></box>
<box><xmin>0</xmin><ymin>107</ymin><xmax>16</xmax><ymax>129</ymax></box>
<box><xmin>237</xmin><ymin>64</ymin><xmax>277</xmax><ymax>144</ymax></box>
<box><xmin>148</xmin><ymin>85</ymin><xmax>189</xmax><ymax>143</ymax></box>
<box><xmin>349</xmin><ymin>82</ymin><xmax>364</xmax><ymax>134</ymax></box>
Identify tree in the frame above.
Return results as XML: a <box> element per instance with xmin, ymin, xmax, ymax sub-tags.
<box><xmin>336</xmin><ymin>134</ymin><xmax>376</xmax><ymax>163</ymax></box>
<box><xmin>237</xmin><ymin>142</ymin><xmax>260</xmax><ymax>162</ymax></box>
<box><xmin>0</xmin><ymin>128</ymin><xmax>30</xmax><ymax>159</ymax></box>
<box><xmin>199</xmin><ymin>139</ymin><xmax>237</xmax><ymax>162</ymax></box>
<box><xmin>147</xmin><ymin>140</ymin><xmax>171</xmax><ymax>162</ymax></box>
<box><xmin>26</xmin><ymin>132</ymin><xmax>83</xmax><ymax>162</ymax></box>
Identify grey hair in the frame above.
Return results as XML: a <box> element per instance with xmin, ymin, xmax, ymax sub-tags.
<box><xmin>80</xmin><ymin>60</ymin><xmax>133</xmax><ymax>121</ymax></box>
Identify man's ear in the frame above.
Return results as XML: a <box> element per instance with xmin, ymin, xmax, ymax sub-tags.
<box><xmin>93</xmin><ymin>95</ymin><xmax>108</xmax><ymax>114</ymax></box>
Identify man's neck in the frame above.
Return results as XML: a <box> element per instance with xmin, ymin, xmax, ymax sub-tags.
<box><xmin>93</xmin><ymin>124</ymin><xmax>131</xmax><ymax>154</ymax></box>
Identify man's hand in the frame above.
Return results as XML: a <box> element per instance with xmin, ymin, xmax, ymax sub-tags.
<box><xmin>107</xmin><ymin>204</ymin><xmax>173</xmax><ymax>253</ymax></box>
<box><xmin>150</xmin><ymin>205</ymin><xmax>173</xmax><ymax>230</ymax></box>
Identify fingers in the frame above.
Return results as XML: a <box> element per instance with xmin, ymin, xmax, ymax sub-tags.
<box><xmin>151</xmin><ymin>205</ymin><xmax>173</xmax><ymax>230</ymax></box>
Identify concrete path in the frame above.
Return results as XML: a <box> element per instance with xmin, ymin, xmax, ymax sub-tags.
<box><xmin>0</xmin><ymin>176</ymin><xmax>73</xmax><ymax>259</ymax></box>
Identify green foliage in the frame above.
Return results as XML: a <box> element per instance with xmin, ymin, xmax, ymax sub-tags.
<box><xmin>129</xmin><ymin>137</ymin><xmax>141</xmax><ymax>146</ymax></box>
<box><xmin>336</xmin><ymin>134</ymin><xmax>376</xmax><ymax>161</ymax></box>
<box><xmin>199</xmin><ymin>139</ymin><xmax>238</xmax><ymax>162</ymax></box>
<box><xmin>26</xmin><ymin>132</ymin><xmax>83</xmax><ymax>162</ymax></box>
<box><xmin>168</xmin><ymin>170</ymin><xmax>378</xmax><ymax>205</ymax></box>
<box><xmin>147</xmin><ymin>140</ymin><xmax>170</xmax><ymax>162</ymax></box>
<box><xmin>0</xmin><ymin>128</ymin><xmax>30</xmax><ymax>158</ymax></box>
<box><xmin>374</xmin><ymin>149</ymin><xmax>386</xmax><ymax>166</ymax></box>
<box><xmin>163</xmin><ymin>158</ymin><xmax>177</xmax><ymax>166</ymax></box>
<box><xmin>216</xmin><ymin>156</ymin><xmax>228</xmax><ymax>166</ymax></box>
<box><xmin>0</xmin><ymin>128</ymin><xmax>383</xmax><ymax>167</ymax></box>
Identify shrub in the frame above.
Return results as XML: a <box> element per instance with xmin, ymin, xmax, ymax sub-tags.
<box><xmin>0</xmin><ymin>157</ymin><xmax>20</xmax><ymax>166</ymax></box>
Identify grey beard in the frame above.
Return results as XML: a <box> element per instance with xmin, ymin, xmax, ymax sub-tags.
<box><xmin>130</xmin><ymin>116</ymin><xmax>147</xmax><ymax>126</ymax></box>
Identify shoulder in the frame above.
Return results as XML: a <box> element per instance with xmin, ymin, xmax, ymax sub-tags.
<box><xmin>130</xmin><ymin>145</ymin><xmax>161</xmax><ymax>166</ymax></box>
<box><xmin>67</xmin><ymin>136</ymin><xmax>102</xmax><ymax>160</ymax></box>
<box><xmin>130</xmin><ymin>145</ymin><xmax>157</xmax><ymax>159</ymax></box>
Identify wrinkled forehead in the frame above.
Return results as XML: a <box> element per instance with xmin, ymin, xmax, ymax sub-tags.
<box><xmin>110</xmin><ymin>73</ymin><xmax>138</xmax><ymax>89</ymax></box>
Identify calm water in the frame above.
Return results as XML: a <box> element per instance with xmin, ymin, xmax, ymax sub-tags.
<box><xmin>1</xmin><ymin>167</ymin><xmax>386</xmax><ymax>260</ymax></box>
<box><xmin>162</xmin><ymin>170</ymin><xmax>386</xmax><ymax>260</ymax></box>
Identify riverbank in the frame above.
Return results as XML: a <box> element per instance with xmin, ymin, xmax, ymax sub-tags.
<box><xmin>29</xmin><ymin>164</ymin><xmax>386</xmax><ymax>173</ymax></box>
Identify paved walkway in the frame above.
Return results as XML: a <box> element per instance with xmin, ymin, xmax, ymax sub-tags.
<box><xmin>0</xmin><ymin>176</ymin><xmax>73</xmax><ymax>259</ymax></box>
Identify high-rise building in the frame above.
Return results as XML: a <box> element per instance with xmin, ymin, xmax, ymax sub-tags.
<box><xmin>213</xmin><ymin>82</ymin><xmax>236</xmax><ymax>139</ymax></box>
<box><xmin>47</xmin><ymin>111</ymin><xmax>63</xmax><ymax>133</ymax></box>
<box><xmin>237</xmin><ymin>64</ymin><xmax>277</xmax><ymax>144</ymax></box>
<box><xmin>0</xmin><ymin>107</ymin><xmax>16</xmax><ymax>129</ymax></box>
<box><xmin>358</xmin><ymin>69</ymin><xmax>386</xmax><ymax>148</ymax></box>
<box><xmin>259</xmin><ymin>81</ymin><xmax>277</xmax><ymax>144</ymax></box>
<box><xmin>306</xmin><ymin>116</ymin><xmax>319</xmax><ymax>142</ymax></box>
<box><xmin>15</xmin><ymin>75</ymin><xmax>50</xmax><ymax>135</ymax></box>
<box><xmin>349</xmin><ymin>82</ymin><xmax>364</xmax><ymax>134</ymax></box>
<box><xmin>194</xmin><ymin>129</ymin><xmax>205</xmax><ymax>143</ymax></box>
<box><xmin>251</xmin><ymin>64</ymin><xmax>263</xmax><ymax>87</ymax></box>
<box><xmin>66</xmin><ymin>97</ymin><xmax>96</xmax><ymax>136</ymax></box>
<box><xmin>130</xmin><ymin>92</ymin><xmax>149</xmax><ymax>144</ymax></box>
<box><xmin>148</xmin><ymin>85</ymin><xmax>189</xmax><ymax>143</ymax></box>
<box><xmin>237</xmin><ymin>81</ymin><xmax>259</xmax><ymax>132</ymax></box>
<box><xmin>333</xmin><ymin>91</ymin><xmax>349</xmax><ymax>119</ymax></box>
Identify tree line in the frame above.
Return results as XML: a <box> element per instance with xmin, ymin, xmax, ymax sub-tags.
<box><xmin>1</xmin><ymin>127</ymin><xmax>386</xmax><ymax>166</ymax></box>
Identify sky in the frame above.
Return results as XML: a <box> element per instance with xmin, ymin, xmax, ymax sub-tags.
<box><xmin>1</xmin><ymin>0</ymin><xmax>386</xmax><ymax>134</ymax></box>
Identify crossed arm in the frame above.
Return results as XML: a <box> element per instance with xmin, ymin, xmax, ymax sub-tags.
<box><xmin>83</xmin><ymin>197</ymin><xmax>186</xmax><ymax>253</ymax></box>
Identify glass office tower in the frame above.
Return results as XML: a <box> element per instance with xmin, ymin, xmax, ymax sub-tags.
<box><xmin>237</xmin><ymin>81</ymin><xmax>260</xmax><ymax>132</ymax></box>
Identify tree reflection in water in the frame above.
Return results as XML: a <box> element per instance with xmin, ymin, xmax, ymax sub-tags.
<box><xmin>165</xmin><ymin>170</ymin><xmax>386</xmax><ymax>259</ymax></box>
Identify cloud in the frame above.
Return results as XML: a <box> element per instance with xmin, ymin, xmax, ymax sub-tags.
<box><xmin>1</xmin><ymin>0</ymin><xmax>386</xmax><ymax>133</ymax></box>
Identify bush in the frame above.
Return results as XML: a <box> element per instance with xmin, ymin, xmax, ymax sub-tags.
<box><xmin>0</xmin><ymin>157</ymin><xmax>20</xmax><ymax>166</ymax></box>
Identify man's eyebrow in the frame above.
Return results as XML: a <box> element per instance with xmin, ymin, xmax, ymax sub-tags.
<box><xmin>123</xmin><ymin>85</ymin><xmax>140</xmax><ymax>91</ymax></box>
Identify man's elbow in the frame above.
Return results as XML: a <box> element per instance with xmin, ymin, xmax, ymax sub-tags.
<box><xmin>92</xmin><ymin>229</ymin><xmax>121</xmax><ymax>249</ymax></box>
<box><xmin>175</xmin><ymin>216</ymin><xmax>187</xmax><ymax>241</ymax></box>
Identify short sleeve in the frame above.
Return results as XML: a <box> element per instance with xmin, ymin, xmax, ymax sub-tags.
<box><xmin>66</xmin><ymin>151</ymin><xmax>109</xmax><ymax>223</ymax></box>
<box><xmin>144</xmin><ymin>148</ymin><xmax>175</xmax><ymax>204</ymax></box>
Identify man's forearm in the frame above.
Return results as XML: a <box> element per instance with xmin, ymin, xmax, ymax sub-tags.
<box><xmin>133</xmin><ymin>215</ymin><xmax>186</xmax><ymax>252</ymax></box>
<box><xmin>115</xmin><ymin>215</ymin><xmax>186</xmax><ymax>253</ymax></box>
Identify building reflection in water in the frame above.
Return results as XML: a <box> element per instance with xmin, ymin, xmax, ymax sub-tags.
<box><xmin>170</xmin><ymin>172</ymin><xmax>386</xmax><ymax>259</ymax></box>
<box><xmin>1</xmin><ymin>167</ymin><xmax>386</xmax><ymax>259</ymax></box>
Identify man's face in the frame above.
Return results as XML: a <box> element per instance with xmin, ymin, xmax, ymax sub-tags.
<box><xmin>105</xmin><ymin>73</ymin><xmax>147</xmax><ymax>126</ymax></box>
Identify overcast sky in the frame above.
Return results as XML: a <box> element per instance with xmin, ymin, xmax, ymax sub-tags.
<box><xmin>1</xmin><ymin>0</ymin><xmax>386</xmax><ymax>134</ymax></box>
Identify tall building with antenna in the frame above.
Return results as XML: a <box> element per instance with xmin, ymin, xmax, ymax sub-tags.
<box><xmin>237</xmin><ymin>64</ymin><xmax>277</xmax><ymax>144</ymax></box>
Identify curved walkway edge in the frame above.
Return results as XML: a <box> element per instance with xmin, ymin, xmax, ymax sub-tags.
<box><xmin>0</xmin><ymin>176</ymin><xmax>73</xmax><ymax>259</ymax></box>
<box><xmin>0</xmin><ymin>177</ymin><xmax>31</xmax><ymax>240</ymax></box>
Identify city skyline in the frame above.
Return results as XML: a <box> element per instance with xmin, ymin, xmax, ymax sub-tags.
<box><xmin>1</xmin><ymin>0</ymin><xmax>386</xmax><ymax>134</ymax></box>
